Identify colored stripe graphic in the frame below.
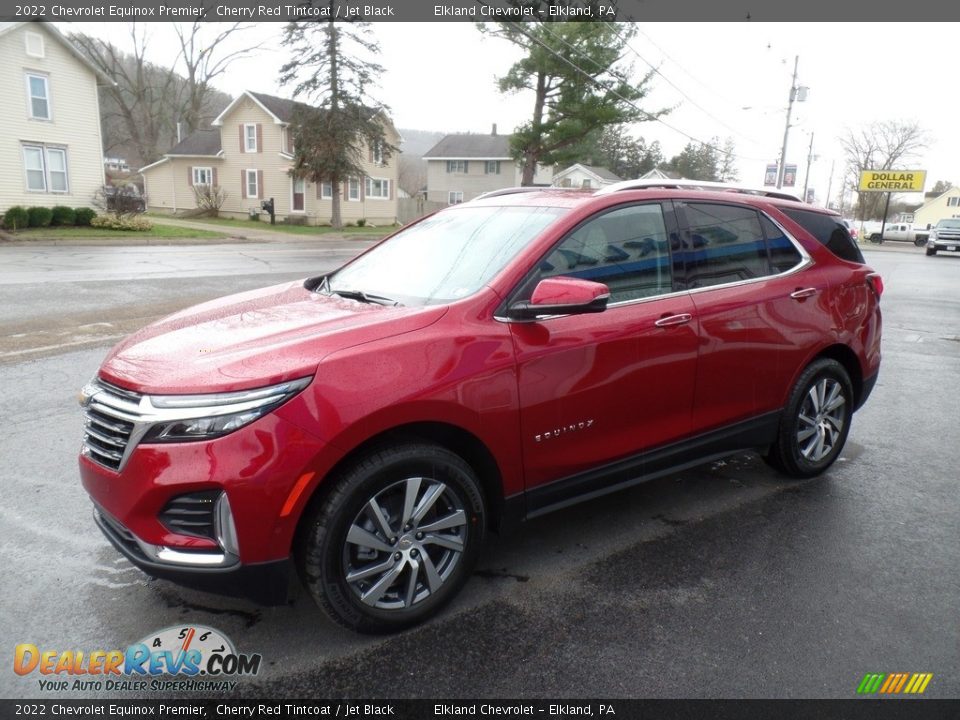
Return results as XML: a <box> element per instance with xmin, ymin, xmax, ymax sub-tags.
<box><xmin>858</xmin><ymin>672</ymin><xmax>933</xmax><ymax>695</ymax></box>
<box><xmin>857</xmin><ymin>674</ymin><xmax>885</xmax><ymax>694</ymax></box>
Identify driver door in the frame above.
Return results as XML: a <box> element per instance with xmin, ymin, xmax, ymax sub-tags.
<box><xmin>508</xmin><ymin>202</ymin><xmax>700</xmax><ymax>505</ymax></box>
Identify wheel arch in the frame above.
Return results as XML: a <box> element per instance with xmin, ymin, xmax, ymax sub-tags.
<box><xmin>291</xmin><ymin>421</ymin><xmax>507</xmax><ymax>556</ymax></box>
<box><xmin>813</xmin><ymin>343</ymin><xmax>864</xmax><ymax>409</ymax></box>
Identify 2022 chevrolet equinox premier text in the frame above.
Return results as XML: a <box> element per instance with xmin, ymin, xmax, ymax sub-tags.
<box><xmin>79</xmin><ymin>181</ymin><xmax>882</xmax><ymax>633</ymax></box>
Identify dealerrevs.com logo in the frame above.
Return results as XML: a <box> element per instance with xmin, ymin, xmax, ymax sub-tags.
<box><xmin>857</xmin><ymin>673</ymin><xmax>934</xmax><ymax>695</ymax></box>
<box><xmin>14</xmin><ymin>625</ymin><xmax>261</xmax><ymax>693</ymax></box>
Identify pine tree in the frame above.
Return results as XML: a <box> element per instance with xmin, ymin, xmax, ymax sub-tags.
<box><xmin>281</xmin><ymin>17</ymin><xmax>394</xmax><ymax>229</ymax></box>
<box><xmin>485</xmin><ymin>22</ymin><xmax>664</xmax><ymax>185</ymax></box>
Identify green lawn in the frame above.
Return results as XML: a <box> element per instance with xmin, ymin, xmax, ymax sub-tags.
<box><xmin>150</xmin><ymin>215</ymin><xmax>395</xmax><ymax>238</ymax></box>
<box><xmin>11</xmin><ymin>223</ymin><xmax>228</xmax><ymax>240</ymax></box>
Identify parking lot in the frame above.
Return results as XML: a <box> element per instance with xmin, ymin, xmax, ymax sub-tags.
<box><xmin>1</xmin><ymin>240</ymin><xmax>957</xmax><ymax>699</ymax></box>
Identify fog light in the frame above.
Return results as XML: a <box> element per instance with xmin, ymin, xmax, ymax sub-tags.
<box><xmin>214</xmin><ymin>493</ymin><xmax>240</xmax><ymax>557</ymax></box>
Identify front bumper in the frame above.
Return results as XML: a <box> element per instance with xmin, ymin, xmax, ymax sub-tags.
<box><xmin>94</xmin><ymin>505</ymin><xmax>292</xmax><ymax>605</ymax></box>
<box><xmin>928</xmin><ymin>237</ymin><xmax>960</xmax><ymax>251</ymax></box>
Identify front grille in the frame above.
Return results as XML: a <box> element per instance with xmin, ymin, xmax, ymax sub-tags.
<box><xmin>159</xmin><ymin>491</ymin><xmax>220</xmax><ymax>539</ymax></box>
<box><xmin>81</xmin><ymin>380</ymin><xmax>144</xmax><ymax>471</ymax></box>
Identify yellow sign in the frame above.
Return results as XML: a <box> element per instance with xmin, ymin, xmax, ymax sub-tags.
<box><xmin>858</xmin><ymin>170</ymin><xmax>926</xmax><ymax>192</ymax></box>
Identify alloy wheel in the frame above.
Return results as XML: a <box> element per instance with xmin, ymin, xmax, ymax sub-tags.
<box><xmin>342</xmin><ymin>476</ymin><xmax>468</xmax><ymax>611</ymax></box>
<box><xmin>796</xmin><ymin>378</ymin><xmax>846</xmax><ymax>463</ymax></box>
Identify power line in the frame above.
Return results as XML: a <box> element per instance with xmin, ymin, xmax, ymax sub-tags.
<box><xmin>605</xmin><ymin>24</ymin><xmax>769</xmax><ymax>150</ymax></box>
<box><xmin>518</xmin><ymin>21</ymin><xmax>769</xmax><ymax>163</ymax></box>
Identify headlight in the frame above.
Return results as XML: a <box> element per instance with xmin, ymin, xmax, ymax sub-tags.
<box><xmin>141</xmin><ymin>377</ymin><xmax>312</xmax><ymax>443</ymax></box>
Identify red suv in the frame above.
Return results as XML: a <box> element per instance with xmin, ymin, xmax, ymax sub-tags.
<box><xmin>79</xmin><ymin>182</ymin><xmax>882</xmax><ymax>633</ymax></box>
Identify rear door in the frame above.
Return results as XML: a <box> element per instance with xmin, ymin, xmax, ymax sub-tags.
<box><xmin>508</xmin><ymin>201</ymin><xmax>700</xmax><ymax>491</ymax></box>
<box><xmin>673</xmin><ymin>201</ymin><xmax>819</xmax><ymax>434</ymax></box>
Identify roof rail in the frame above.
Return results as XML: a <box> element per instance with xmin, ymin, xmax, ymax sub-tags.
<box><xmin>471</xmin><ymin>186</ymin><xmax>582</xmax><ymax>201</ymax></box>
<box><xmin>594</xmin><ymin>178</ymin><xmax>804</xmax><ymax>203</ymax></box>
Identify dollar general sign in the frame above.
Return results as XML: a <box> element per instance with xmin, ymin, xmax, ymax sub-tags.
<box><xmin>858</xmin><ymin>170</ymin><xmax>926</xmax><ymax>192</ymax></box>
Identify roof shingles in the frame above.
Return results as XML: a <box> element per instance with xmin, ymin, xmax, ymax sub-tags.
<box><xmin>424</xmin><ymin>134</ymin><xmax>512</xmax><ymax>159</ymax></box>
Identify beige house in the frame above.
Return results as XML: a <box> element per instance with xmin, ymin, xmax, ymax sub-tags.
<box><xmin>0</xmin><ymin>22</ymin><xmax>108</xmax><ymax>212</ymax></box>
<box><xmin>552</xmin><ymin>164</ymin><xmax>622</xmax><ymax>190</ymax></box>
<box><xmin>140</xmin><ymin>91</ymin><xmax>400</xmax><ymax>226</ymax></box>
<box><xmin>423</xmin><ymin>129</ymin><xmax>553</xmax><ymax>204</ymax></box>
<box><xmin>914</xmin><ymin>186</ymin><xmax>960</xmax><ymax>229</ymax></box>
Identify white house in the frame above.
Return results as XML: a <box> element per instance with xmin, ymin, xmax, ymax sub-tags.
<box><xmin>0</xmin><ymin>22</ymin><xmax>109</xmax><ymax>212</ymax></box>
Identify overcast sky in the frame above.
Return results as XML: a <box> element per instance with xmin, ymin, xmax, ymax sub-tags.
<box><xmin>62</xmin><ymin>21</ymin><xmax>957</xmax><ymax>209</ymax></box>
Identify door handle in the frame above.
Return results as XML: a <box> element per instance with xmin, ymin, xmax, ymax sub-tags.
<box><xmin>790</xmin><ymin>287</ymin><xmax>818</xmax><ymax>300</ymax></box>
<box><xmin>655</xmin><ymin>313</ymin><xmax>692</xmax><ymax>328</ymax></box>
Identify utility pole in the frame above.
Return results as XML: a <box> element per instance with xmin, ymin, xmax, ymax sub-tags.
<box><xmin>776</xmin><ymin>55</ymin><xmax>800</xmax><ymax>190</ymax></box>
<box><xmin>802</xmin><ymin>132</ymin><xmax>815</xmax><ymax>201</ymax></box>
<box><xmin>825</xmin><ymin>159</ymin><xmax>835</xmax><ymax>209</ymax></box>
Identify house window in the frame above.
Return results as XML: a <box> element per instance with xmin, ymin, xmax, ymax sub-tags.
<box><xmin>448</xmin><ymin>191</ymin><xmax>464</xmax><ymax>205</ymax></box>
<box><xmin>26</xmin><ymin>74</ymin><xmax>50</xmax><ymax>120</ymax></box>
<box><xmin>25</xmin><ymin>32</ymin><xmax>45</xmax><ymax>58</ymax></box>
<box><xmin>560</xmin><ymin>178</ymin><xmax>572</xmax><ymax>188</ymax></box>
<box><xmin>348</xmin><ymin>178</ymin><xmax>360</xmax><ymax>201</ymax></box>
<box><xmin>47</xmin><ymin>148</ymin><xmax>68</xmax><ymax>192</ymax></box>
<box><xmin>948</xmin><ymin>197</ymin><xmax>959</xmax><ymax>207</ymax></box>
<box><xmin>372</xmin><ymin>142</ymin><xmax>384</xmax><ymax>165</ymax></box>
<box><xmin>22</xmin><ymin>144</ymin><xmax>68</xmax><ymax>193</ymax></box>
<box><xmin>446</xmin><ymin>160</ymin><xmax>467</xmax><ymax>173</ymax></box>
<box><xmin>192</xmin><ymin>167</ymin><xmax>213</xmax><ymax>186</ymax></box>
<box><xmin>581</xmin><ymin>179</ymin><xmax>592</xmax><ymax>189</ymax></box>
<box><xmin>366</xmin><ymin>178</ymin><xmax>390</xmax><ymax>199</ymax></box>
<box><xmin>321</xmin><ymin>182</ymin><xmax>333</xmax><ymax>199</ymax></box>
<box><xmin>484</xmin><ymin>161</ymin><xmax>500</xmax><ymax>175</ymax></box>
<box><xmin>245</xmin><ymin>169</ymin><xmax>258</xmax><ymax>199</ymax></box>
<box><xmin>244</xmin><ymin>124</ymin><xmax>258</xmax><ymax>152</ymax></box>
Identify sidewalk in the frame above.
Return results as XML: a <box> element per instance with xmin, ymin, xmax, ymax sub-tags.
<box><xmin>153</xmin><ymin>216</ymin><xmax>386</xmax><ymax>243</ymax></box>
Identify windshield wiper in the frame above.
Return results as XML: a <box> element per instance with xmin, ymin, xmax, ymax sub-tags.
<box><xmin>328</xmin><ymin>288</ymin><xmax>400</xmax><ymax>307</ymax></box>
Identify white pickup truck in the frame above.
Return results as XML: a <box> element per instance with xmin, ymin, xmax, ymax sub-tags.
<box><xmin>864</xmin><ymin>222</ymin><xmax>929</xmax><ymax>247</ymax></box>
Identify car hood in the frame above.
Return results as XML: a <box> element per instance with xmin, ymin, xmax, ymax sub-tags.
<box><xmin>99</xmin><ymin>280</ymin><xmax>447</xmax><ymax>394</ymax></box>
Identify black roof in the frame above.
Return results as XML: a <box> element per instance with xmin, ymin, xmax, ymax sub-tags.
<box><xmin>167</xmin><ymin>130</ymin><xmax>221</xmax><ymax>156</ymax></box>
<box><xmin>424</xmin><ymin>133</ymin><xmax>512</xmax><ymax>159</ymax></box>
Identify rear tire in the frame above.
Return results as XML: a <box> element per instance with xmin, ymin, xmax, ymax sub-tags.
<box><xmin>766</xmin><ymin>359</ymin><xmax>854</xmax><ymax>479</ymax></box>
<box><xmin>298</xmin><ymin>443</ymin><xmax>486</xmax><ymax>633</ymax></box>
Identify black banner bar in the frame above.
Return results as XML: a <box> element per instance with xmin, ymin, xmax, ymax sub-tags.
<box><xmin>1</xmin><ymin>0</ymin><xmax>959</xmax><ymax>22</ymax></box>
<box><xmin>2</xmin><ymin>700</ymin><xmax>959</xmax><ymax>720</ymax></box>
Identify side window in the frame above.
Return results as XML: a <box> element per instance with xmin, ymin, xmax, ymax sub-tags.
<box><xmin>679</xmin><ymin>203</ymin><xmax>771</xmax><ymax>288</ymax></box>
<box><xmin>535</xmin><ymin>204</ymin><xmax>674</xmax><ymax>303</ymax></box>
<box><xmin>760</xmin><ymin>215</ymin><xmax>803</xmax><ymax>273</ymax></box>
<box><xmin>781</xmin><ymin>208</ymin><xmax>864</xmax><ymax>264</ymax></box>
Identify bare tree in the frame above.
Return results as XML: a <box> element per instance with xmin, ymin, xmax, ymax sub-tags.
<box><xmin>173</xmin><ymin>22</ymin><xmax>265</xmax><ymax>134</ymax></box>
<box><xmin>398</xmin><ymin>155</ymin><xmax>426</xmax><ymax>198</ymax></box>
<box><xmin>840</xmin><ymin>121</ymin><xmax>928</xmax><ymax>220</ymax></box>
<box><xmin>72</xmin><ymin>25</ymin><xmax>180</xmax><ymax>166</ymax></box>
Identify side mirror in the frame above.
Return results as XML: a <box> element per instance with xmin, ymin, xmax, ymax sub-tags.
<box><xmin>508</xmin><ymin>277</ymin><xmax>610</xmax><ymax>321</ymax></box>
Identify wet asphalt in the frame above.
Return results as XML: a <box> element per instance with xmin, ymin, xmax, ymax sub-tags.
<box><xmin>0</xmin><ymin>242</ymin><xmax>957</xmax><ymax>699</ymax></box>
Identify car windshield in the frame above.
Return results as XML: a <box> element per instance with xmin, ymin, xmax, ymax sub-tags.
<box><xmin>937</xmin><ymin>219</ymin><xmax>960</xmax><ymax>228</ymax></box>
<box><xmin>327</xmin><ymin>205</ymin><xmax>565</xmax><ymax>305</ymax></box>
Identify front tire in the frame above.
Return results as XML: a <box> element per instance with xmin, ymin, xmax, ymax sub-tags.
<box><xmin>766</xmin><ymin>359</ymin><xmax>854</xmax><ymax>479</ymax></box>
<box><xmin>926</xmin><ymin>247</ymin><xmax>937</xmax><ymax>256</ymax></box>
<box><xmin>298</xmin><ymin>443</ymin><xmax>486</xmax><ymax>633</ymax></box>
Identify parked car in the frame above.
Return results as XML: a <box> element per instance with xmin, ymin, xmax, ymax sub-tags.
<box><xmin>79</xmin><ymin>181</ymin><xmax>883</xmax><ymax>633</ymax></box>
<box><xmin>925</xmin><ymin>218</ymin><xmax>960</xmax><ymax>256</ymax></box>
<box><xmin>865</xmin><ymin>222</ymin><xmax>929</xmax><ymax>247</ymax></box>
<box><xmin>101</xmin><ymin>184</ymin><xmax>146</xmax><ymax>214</ymax></box>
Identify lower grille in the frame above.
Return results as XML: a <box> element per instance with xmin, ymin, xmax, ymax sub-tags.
<box><xmin>95</xmin><ymin>506</ymin><xmax>149</xmax><ymax>562</ymax></box>
<box><xmin>159</xmin><ymin>491</ymin><xmax>220</xmax><ymax>539</ymax></box>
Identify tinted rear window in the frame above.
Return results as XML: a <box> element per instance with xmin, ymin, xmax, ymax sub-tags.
<box><xmin>781</xmin><ymin>209</ymin><xmax>864</xmax><ymax>263</ymax></box>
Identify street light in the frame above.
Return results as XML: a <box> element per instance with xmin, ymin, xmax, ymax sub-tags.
<box><xmin>776</xmin><ymin>55</ymin><xmax>809</xmax><ymax>190</ymax></box>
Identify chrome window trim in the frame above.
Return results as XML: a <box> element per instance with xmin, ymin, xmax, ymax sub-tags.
<box><xmin>496</xmin><ymin>210</ymin><xmax>811</xmax><ymax>323</ymax></box>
